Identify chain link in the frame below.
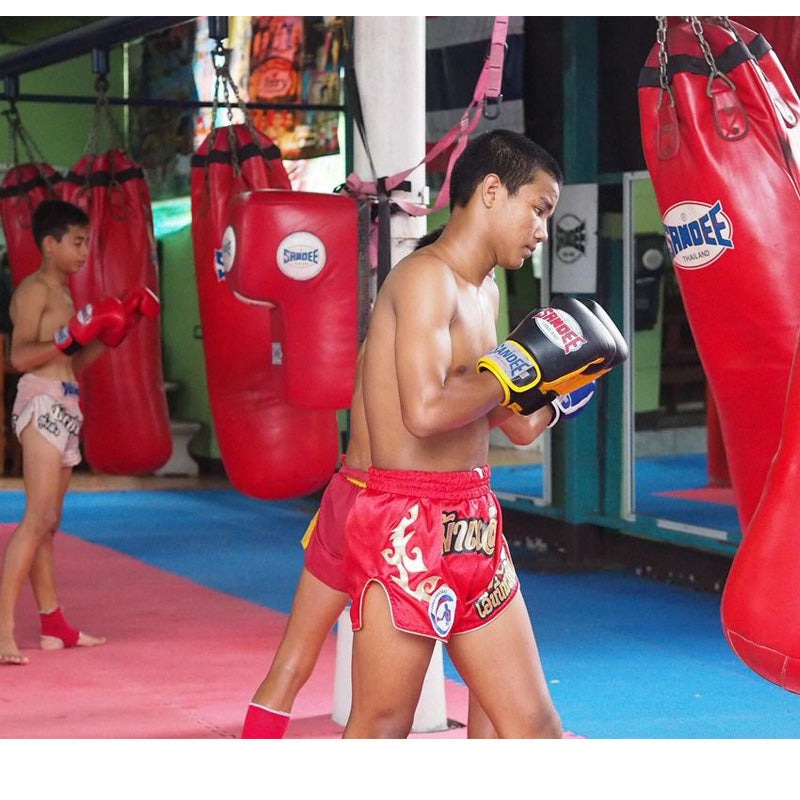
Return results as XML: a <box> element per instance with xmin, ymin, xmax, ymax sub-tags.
<box><xmin>85</xmin><ymin>74</ymin><xmax>125</xmax><ymax>158</ymax></box>
<box><xmin>689</xmin><ymin>15</ymin><xmax>737</xmax><ymax>97</ymax></box>
<box><xmin>690</xmin><ymin>16</ymin><xmax>721</xmax><ymax>78</ymax></box>
<box><xmin>655</xmin><ymin>16</ymin><xmax>677</xmax><ymax>112</ymax></box>
<box><xmin>2</xmin><ymin>105</ymin><xmax>21</xmax><ymax>165</ymax></box>
<box><xmin>207</xmin><ymin>36</ymin><xmax>275</xmax><ymax>180</ymax></box>
<box><xmin>2</xmin><ymin>103</ymin><xmax>60</xmax><ymax>193</ymax></box>
<box><xmin>656</xmin><ymin>16</ymin><xmax>669</xmax><ymax>91</ymax></box>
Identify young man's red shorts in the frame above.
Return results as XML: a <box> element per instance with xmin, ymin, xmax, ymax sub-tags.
<box><xmin>302</xmin><ymin>459</ymin><xmax>367</xmax><ymax>594</ymax></box>
<box><xmin>345</xmin><ymin>465</ymin><xmax>519</xmax><ymax>642</ymax></box>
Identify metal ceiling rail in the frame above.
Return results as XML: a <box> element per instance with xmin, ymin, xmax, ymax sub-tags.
<box><xmin>0</xmin><ymin>92</ymin><xmax>346</xmax><ymax>113</ymax></box>
<box><xmin>0</xmin><ymin>17</ymin><xmax>197</xmax><ymax>79</ymax></box>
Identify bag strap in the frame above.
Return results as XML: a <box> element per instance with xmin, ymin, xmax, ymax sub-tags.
<box><xmin>342</xmin><ymin>16</ymin><xmax>510</xmax><ymax>217</ymax></box>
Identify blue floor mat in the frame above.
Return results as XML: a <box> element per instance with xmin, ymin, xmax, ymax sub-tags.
<box><xmin>0</xmin><ymin>485</ymin><xmax>795</xmax><ymax>738</ymax></box>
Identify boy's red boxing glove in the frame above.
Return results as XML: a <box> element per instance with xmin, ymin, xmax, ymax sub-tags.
<box><xmin>102</xmin><ymin>285</ymin><xmax>162</xmax><ymax>348</ymax></box>
<box><xmin>121</xmin><ymin>286</ymin><xmax>160</xmax><ymax>320</ymax></box>
<box><xmin>54</xmin><ymin>296</ymin><xmax>129</xmax><ymax>354</ymax></box>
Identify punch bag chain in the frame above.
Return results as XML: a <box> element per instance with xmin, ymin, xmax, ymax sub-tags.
<box><xmin>2</xmin><ymin>103</ymin><xmax>59</xmax><ymax>192</ymax></box>
<box><xmin>718</xmin><ymin>15</ymin><xmax>798</xmax><ymax>126</ymax></box>
<box><xmin>209</xmin><ymin>39</ymin><xmax>272</xmax><ymax>178</ymax></box>
<box><xmin>656</xmin><ymin>15</ymin><xmax>751</xmax><ymax>146</ymax></box>
<box><xmin>85</xmin><ymin>75</ymin><xmax>125</xmax><ymax>158</ymax></box>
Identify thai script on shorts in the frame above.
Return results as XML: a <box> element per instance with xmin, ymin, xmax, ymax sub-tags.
<box><xmin>474</xmin><ymin>550</ymin><xmax>518</xmax><ymax>620</ymax></box>
<box><xmin>38</xmin><ymin>402</ymin><xmax>81</xmax><ymax>437</ymax></box>
<box><xmin>442</xmin><ymin>508</ymin><xmax>497</xmax><ymax>556</ymax></box>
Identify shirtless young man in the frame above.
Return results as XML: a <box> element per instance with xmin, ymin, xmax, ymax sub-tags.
<box><xmin>239</xmin><ymin>222</ymin><xmax>596</xmax><ymax>737</ymax></box>
<box><xmin>343</xmin><ymin>129</ymin><xmax>622</xmax><ymax>738</ymax></box>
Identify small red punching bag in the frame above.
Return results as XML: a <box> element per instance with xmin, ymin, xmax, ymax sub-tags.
<box><xmin>191</xmin><ymin>124</ymin><xmax>339</xmax><ymax>499</ymax></box>
<box><xmin>638</xmin><ymin>17</ymin><xmax>800</xmax><ymax>532</ymax></box>
<box><xmin>0</xmin><ymin>163</ymin><xmax>62</xmax><ymax>288</ymax></box>
<box><xmin>0</xmin><ymin>108</ymin><xmax>63</xmax><ymax>287</ymax></box>
<box><xmin>721</xmin><ymin>323</ymin><xmax>800</xmax><ymax>692</ymax></box>
<box><xmin>222</xmin><ymin>190</ymin><xmax>359</xmax><ymax>410</ymax></box>
<box><xmin>61</xmin><ymin>148</ymin><xmax>172</xmax><ymax>475</ymax></box>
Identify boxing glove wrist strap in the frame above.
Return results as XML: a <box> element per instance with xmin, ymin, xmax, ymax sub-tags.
<box><xmin>54</xmin><ymin>327</ymin><xmax>82</xmax><ymax>355</ymax></box>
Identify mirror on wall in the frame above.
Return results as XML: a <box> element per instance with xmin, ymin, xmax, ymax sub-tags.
<box><xmin>622</xmin><ymin>171</ymin><xmax>741</xmax><ymax>548</ymax></box>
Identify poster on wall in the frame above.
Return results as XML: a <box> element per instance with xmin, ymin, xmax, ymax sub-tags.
<box><xmin>129</xmin><ymin>17</ymin><xmax>347</xmax><ymax>201</ymax></box>
<box><xmin>247</xmin><ymin>16</ymin><xmax>344</xmax><ymax>160</ymax></box>
<box><xmin>128</xmin><ymin>19</ymin><xmax>200</xmax><ymax>201</ymax></box>
<box><xmin>550</xmin><ymin>183</ymin><xmax>598</xmax><ymax>295</ymax></box>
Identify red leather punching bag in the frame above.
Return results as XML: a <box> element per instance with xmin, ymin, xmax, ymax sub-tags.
<box><xmin>222</xmin><ymin>190</ymin><xmax>359</xmax><ymax>410</ymax></box>
<box><xmin>721</xmin><ymin>323</ymin><xmax>800</xmax><ymax>692</ymax></box>
<box><xmin>60</xmin><ymin>149</ymin><xmax>172</xmax><ymax>475</ymax></box>
<box><xmin>0</xmin><ymin>163</ymin><xmax>62</xmax><ymax>287</ymax></box>
<box><xmin>639</xmin><ymin>18</ymin><xmax>800</xmax><ymax>531</ymax></box>
<box><xmin>190</xmin><ymin>124</ymin><xmax>339</xmax><ymax>499</ymax></box>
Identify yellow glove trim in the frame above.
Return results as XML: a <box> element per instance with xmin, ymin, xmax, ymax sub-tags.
<box><xmin>539</xmin><ymin>360</ymin><xmax>608</xmax><ymax>397</ymax></box>
<box><xmin>476</xmin><ymin>357</ymin><xmax>512</xmax><ymax>406</ymax></box>
<box><xmin>477</xmin><ymin>340</ymin><xmax>543</xmax><ymax>405</ymax></box>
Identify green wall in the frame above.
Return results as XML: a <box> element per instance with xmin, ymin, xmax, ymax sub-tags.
<box><xmin>154</xmin><ymin>201</ymin><xmax>218</xmax><ymax>460</ymax></box>
<box><xmin>631</xmin><ymin>177</ymin><xmax>664</xmax><ymax>415</ymax></box>
<box><xmin>0</xmin><ymin>42</ymin><xmax>222</xmax><ymax>463</ymax></box>
<box><xmin>0</xmin><ymin>44</ymin><xmax>127</xmax><ymax>168</ymax></box>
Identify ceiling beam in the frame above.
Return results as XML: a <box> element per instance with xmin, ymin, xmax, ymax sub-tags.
<box><xmin>0</xmin><ymin>16</ymin><xmax>197</xmax><ymax>80</ymax></box>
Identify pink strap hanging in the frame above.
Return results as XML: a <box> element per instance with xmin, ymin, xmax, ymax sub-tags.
<box><xmin>343</xmin><ymin>16</ymin><xmax>510</xmax><ymax>216</ymax></box>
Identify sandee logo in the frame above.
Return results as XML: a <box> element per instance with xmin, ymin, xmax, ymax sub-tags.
<box><xmin>533</xmin><ymin>308</ymin><xmax>586</xmax><ymax>353</ymax></box>
<box><xmin>281</xmin><ymin>248</ymin><xmax>320</xmax><ymax>264</ymax></box>
<box><xmin>275</xmin><ymin>231</ymin><xmax>326</xmax><ymax>280</ymax></box>
<box><xmin>662</xmin><ymin>199</ymin><xmax>734</xmax><ymax>270</ymax></box>
<box><xmin>494</xmin><ymin>341</ymin><xmax>533</xmax><ymax>378</ymax></box>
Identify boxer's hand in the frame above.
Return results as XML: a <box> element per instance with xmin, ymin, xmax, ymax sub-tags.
<box><xmin>477</xmin><ymin>296</ymin><xmax>624</xmax><ymax>415</ymax></box>
<box><xmin>121</xmin><ymin>286</ymin><xmax>160</xmax><ymax>319</ymax></box>
<box><xmin>54</xmin><ymin>297</ymin><xmax>128</xmax><ymax>354</ymax></box>
<box><xmin>547</xmin><ymin>381</ymin><xmax>597</xmax><ymax>428</ymax></box>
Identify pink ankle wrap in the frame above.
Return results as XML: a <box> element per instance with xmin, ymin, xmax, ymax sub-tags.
<box><xmin>240</xmin><ymin>703</ymin><xmax>290</xmax><ymax>739</ymax></box>
<box><xmin>40</xmin><ymin>607</ymin><xmax>81</xmax><ymax>647</ymax></box>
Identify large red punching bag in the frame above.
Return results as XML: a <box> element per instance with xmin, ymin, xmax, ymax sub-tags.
<box><xmin>60</xmin><ymin>149</ymin><xmax>172</xmax><ymax>474</ymax></box>
<box><xmin>721</xmin><ymin>324</ymin><xmax>800</xmax><ymax>692</ymax></box>
<box><xmin>638</xmin><ymin>17</ymin><xmax>800</xmax><ymax>531</ymax></box>
<box><xmin>222</xmin><ymin>190</ymin><xmax>359</xmax><ymax>410</ymax></box>
<box><xmin>190</xmin><ymin>123</ymin><xmax>339</xmax><ymax>498</ymax></box>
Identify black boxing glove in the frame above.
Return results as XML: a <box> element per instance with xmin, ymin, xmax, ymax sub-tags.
<box><xmin>477</xmin><ymin>295</ymin><xmax>627</xmax><ymax>415</ymax></box>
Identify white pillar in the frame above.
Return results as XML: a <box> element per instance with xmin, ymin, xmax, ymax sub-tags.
<box><xmin>352</xmin><ymin>15</ymin><xmax>428</xmax><ymax>266</ymax></box>
<box><xmin>331</xmin><ymin>15</ymin><xmax>449</xmax><ymax>735</ymax></box>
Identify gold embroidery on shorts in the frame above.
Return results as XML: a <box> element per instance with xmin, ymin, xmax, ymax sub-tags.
<box><xmin>382</xmin><ymin>503</ymin><xmax>441</xmax><ymax>601</ymax></box>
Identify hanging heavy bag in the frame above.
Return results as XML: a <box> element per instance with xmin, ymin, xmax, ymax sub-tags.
<box><xmin>721</xmin><ymin>322</ymin><xmax>800</xmax><ymax>693</ymax></box>
<box><xmin>638</xmin><ymin>17</ymin><xmax>800</xmax><ymax>532</ymax></box>
<box><xmin>191</xmin><ymin>119</ymin><xmax>339</xmax><ymax>499</ymax></box>
<box><xmin>0</xmin><ymin>106</ymin><xmax>63</xmax><ymax>287</ymax></box>
<box><xmin>60</xmin><ymin>80</ymin><xmax>171</xmax><ymax>475</ymax></box>
<box><xmin>221</xmin><ymin>188</ymin><xmax>359</xmax><ymax>410</ymax></box>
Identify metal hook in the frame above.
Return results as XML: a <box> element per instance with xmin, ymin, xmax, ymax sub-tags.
<box><xmin>482</xmin><ymin>95</ymin><xmax>503</xmax><ymax>121</ymax></box>
<box><xmin>91</xmin><ymin>47</ymin><xmax>109</xmax><ymax>78</ymax></box>
<box><xmin>4</xmin><ymin>75</ymin><xmax>19</xmax><ymax>102</ymax></box>
<box><xmin>208</xmin><ymin>16</ymin><xmax>229</xmax><ymax>43</ymax></box>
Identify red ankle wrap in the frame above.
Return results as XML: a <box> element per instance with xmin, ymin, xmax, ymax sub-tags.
<box><xmin>40</xmin><ymin>607</ymin><xmax>81</xmax><ymax>647</ymax></box>
<box><xmin>241</xmin><ymin>703</ymin><xmax>290</xmax><ymax>739</ymax></box>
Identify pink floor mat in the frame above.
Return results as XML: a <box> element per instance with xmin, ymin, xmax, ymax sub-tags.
<box><xmin>0</xmin><ymin>524</ymin><xmax>470</xmax><ymax>739</ymax></box>
<box><xmin>655</xmin><ymin>486</ymin><xmax>736</xmax><ymax>506</ymax></box>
